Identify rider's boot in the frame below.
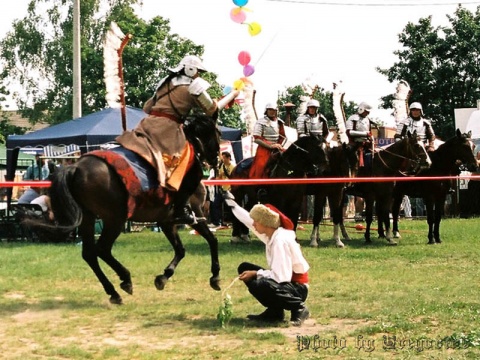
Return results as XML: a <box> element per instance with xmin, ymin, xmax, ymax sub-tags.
<box><xmin>172</xmin><ymin>189</ymin><xmax>196</xmax><ymax>225</ymax></box>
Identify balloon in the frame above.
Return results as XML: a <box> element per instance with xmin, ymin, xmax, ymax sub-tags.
<box><xmin>247</xmin><ymin>22</ymin><xmax>262</xmax><ymax>36</ymax></box>
<box><xmin>233</xmin><ymin>0</ymin><xmax>248</xmax><ymax>6</ymax></box>
<box><xmin>238</xmin><ymin>51</ymin><xmax>251</xmax><ymax>66</ymax></box>
<box><xmin>223</xmin><ymin>86</ymin><xmax>233</xmax><ymax>95</ymax></box>
<box><xmin>243</xmin><ymin>64</ymin><xmax>255</xmax><ymax>77</ymax></box>
<box><xmin>230</xmin><ymin>8</ymin><xmax>246</xmax><ymax>24</ymax></box>
<box><xmin>233</xmin><ymin>79</ymin><xmax>245</xmax><ymax>91</ymax></box>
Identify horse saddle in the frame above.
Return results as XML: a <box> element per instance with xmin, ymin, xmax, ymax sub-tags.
<box><xmin>86</xmin><ymin>147</ymin><xmax>171</xmax><ymax>218</ymax></box>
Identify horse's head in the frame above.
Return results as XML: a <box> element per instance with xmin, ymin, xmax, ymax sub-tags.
<box><xmin>386</xmin><ymin>130</ymin><xmax>431</xmax><ymax>175</ymax></box>
<box><xmin>283</xmin><ymin>136</ymin><xmax>330</xmax><ymax>176</ymax></box>
<box><xmin>435</xmin><ymin>129</ymin><xmax>478</xmax><ymax>173</ymax></box>
<box><xmin>183</xmin><ymin>114</ymin><xmax>221</xmax><ymax>168</ymax></box>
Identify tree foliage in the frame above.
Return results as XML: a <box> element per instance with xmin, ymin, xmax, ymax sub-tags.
<box><xmin>0</xmin><ymin>0</ymin><xmax>240</xmax><ymax>128</ymax></box>
<box><xmin>377</xmin><ymin>5</ymin><xmax>480</xmax><ymax>139</ymax></box>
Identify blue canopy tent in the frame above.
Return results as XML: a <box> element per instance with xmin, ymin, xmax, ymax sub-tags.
<box><xmin>6</xmin><ymin>106</ymin><xmax>243</xmax><ymax>186</ymax></box>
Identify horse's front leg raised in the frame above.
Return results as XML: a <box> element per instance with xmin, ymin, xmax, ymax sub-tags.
<box><xmin>192</xmin><ymin>221</ymin><xmax>221</xmax><ymax>290</ymax></box>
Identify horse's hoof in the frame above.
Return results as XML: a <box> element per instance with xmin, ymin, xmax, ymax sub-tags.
<box><xmin>154</xmin><ymin>275</ymin><xmax>168</xmax><ymax>291</ymax></box>
<box><xmin>240</xmin><ymin>234</ymin><xmax>251</xmax><ymax>243</ymax></box>
<box><xmin>435</xmin><ymin>240</ymin><xmax>442</xmax><ymax>244</ymax></box>
<box><xmin>336</xmin><ymin>242</ymin><xmax>345</xmax><ymax>248</ymax></box>
<box><xmin>109</xmin><ymin>295</ymin><xmax>123</xmax><ymax>305</ymax></box>
<box><xmin>309</xmin><ymin>240</ymin><xmax>319</xmax><ymax>248</ymax></box>
<box><xmin>120</xmin><ymin>281</ymin><xmax>133</xmax><ymax>295</ymax></box>
<box><xmin>393</xmin><ymin>232</ymin><xmax>401</xmax><ymax>239</ymax></box>
<box><xmin>427</xmin><ymin>241</ymin><xmax>435</xmax><ymax>245</ymax></box>
<box><xmin>210</xmin><ymin>276</ymin><xmax>221</xmax><ymax>291</ymax></box>
<box><xmin>387</xmin><ymin>240</ymin><xmax>398</xmax><ymax>246</ymax></box>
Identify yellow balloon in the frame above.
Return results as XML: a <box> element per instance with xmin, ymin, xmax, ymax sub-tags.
<box><xmin>233</xmin><ymin>79</ymin><xmax>245</xmax><ymax>91</ymax></box>
<box><xmin>247</xmin><ymin>22</ymin><xmax>262</xmax><ymax>36</ymax></box>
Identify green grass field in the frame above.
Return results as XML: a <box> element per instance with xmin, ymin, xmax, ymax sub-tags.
<box><xmin>1</xmin><ymin>218</ymin><xmax>480</xmax><ymax>359</ymax></box>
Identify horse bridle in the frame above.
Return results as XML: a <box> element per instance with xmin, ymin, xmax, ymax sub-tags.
<box><xmin>375</xmin><ymin>142</ymin><xmax>425</xmax><ymax>176</ymax></box>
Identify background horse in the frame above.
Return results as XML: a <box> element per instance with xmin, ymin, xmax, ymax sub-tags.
<box><xmin>308</xmin><ymin>143</ymin><xmax>358</xmax><ymax>248</ymax></box>
<box><xmin>229</xmin><ymin>136</ymin><xmax>329</xmax><ymax>243</ymax></box>
<box><xmin>392</xmin><ymin>129</ymin><xmax>478</xmax><ymax>244</ymax></box>
<box><xmin>29</xmin><ymin>115</ymin><xmax>222</xmax><ymax>305</ymax></box>
<box><xmin>354</xmin><ymin>131</ymin><xmax>429</xmax><ymax>245</ymax></box>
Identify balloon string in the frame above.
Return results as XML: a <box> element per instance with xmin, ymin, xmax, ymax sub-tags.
<box><xmin>254</xmin><ymin>31</ymin><xmax>279</xmax><ymax>67</ymax></box>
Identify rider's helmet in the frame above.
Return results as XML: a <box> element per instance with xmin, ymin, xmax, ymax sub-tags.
<box><xmin>306</xmin><ymin>99</ymin><xmax>320</xmax><ymax>108</ymax></box>
<box><xmin>169</xmin><ymin>55</ymin><xmax>207</xmax><ymax>78</ymax></box>
<box><xmin>357</xmin><ymin>102</ymin><xmax>372</xmax><ymax>114</ymax></box>
<box><xmin>409</xmin><ymin>102</ymin><xmax>424</xmax><ymax>117</ymax></box>
<box><xmin>264</xmin><ymin>102</ymin><xmax>278</xmax><ymax>115</ymax></box>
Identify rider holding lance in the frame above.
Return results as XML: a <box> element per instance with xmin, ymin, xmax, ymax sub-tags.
<box><xmin>116</xmin><ymin>55</ymin><xmax>219</xmax><ymax>225</ymax></box>
<box><xmin>249</xmin><ymin>103</ymin><xmax>287</xmax><ymax>179</ymax></box>
<box><xmin>394</xmin><ymin>102</ymin><xmax>436</xmax><ymax>152</ymax></box>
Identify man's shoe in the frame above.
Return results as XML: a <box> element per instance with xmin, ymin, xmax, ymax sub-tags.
<box><xmin>247</xmin><ymin>308</ymin><xmax>285</xmax><ymax>322</ymax></box>
<box><xmin>172</xmin><ymin>207</ymin><xmax>196</xmax><ymax>225</ymax></box>
<box><xmin>290</xmin><ymin>306</ymin><xmax>310</xmax><ymax>327</ymax></box>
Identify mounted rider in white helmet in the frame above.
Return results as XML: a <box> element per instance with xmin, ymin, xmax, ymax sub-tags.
<box><xmin>296</xmin><ymin>99</ymin><xmax>329</xmax><ymax>140</ymax></box>
<box><xmin>250</xmin><ymin>102</ymin><xmax>287</xmax><ymax>178</ymax></box>
<box><xmin>116</xmin><ymin>54</ymin><xmax>220</xmax><ymax>225</ymax></box>
<box><xmin>394</xmin><ymin>101</ymin><xmax>436</xmax><ymax>152</ymax></box>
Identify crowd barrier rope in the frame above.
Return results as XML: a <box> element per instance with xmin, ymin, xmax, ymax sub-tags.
<box><xmin>1</xmin><ymin>174</ymin><xmax>479</xmax><ymax>189</ymax></box>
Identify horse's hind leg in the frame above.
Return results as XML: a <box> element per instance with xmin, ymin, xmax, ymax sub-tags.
<box><xmin>96</xmin><ymin>218</ymin><xmax>132</xmax><ymax>296</ymax></box>
<box><xmin>154</xmin><ymin>223</ymin><xmax>186</xmax><ymax>291</ymax></box>
<box><xmin>79</xmin><ymin>213</ymin><xmax>125</xmax><ymax>305</ymax></box>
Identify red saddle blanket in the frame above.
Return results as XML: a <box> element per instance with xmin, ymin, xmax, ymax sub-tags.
<box><xmin>85</xmin><ymin>150</ymin><xmax>171</xmax><ymax>219</ymax></box>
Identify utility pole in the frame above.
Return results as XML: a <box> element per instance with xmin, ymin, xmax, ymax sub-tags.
<box><xmin>72</xmin><ymin>0</ymin><xmax>82</xmax><ymax>118</ymax></box>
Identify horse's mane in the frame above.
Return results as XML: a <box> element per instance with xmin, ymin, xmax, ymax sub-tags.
<box><xmin>183</xmin><ymin>114</ymin><xmax>220</xmax><ymax>166</ymax></box>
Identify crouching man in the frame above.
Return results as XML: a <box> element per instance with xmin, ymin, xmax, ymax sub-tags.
<box><xmin>224</xmin><ymin>192</ymin><xmax>310</xmax><ymax>326</ymax></box>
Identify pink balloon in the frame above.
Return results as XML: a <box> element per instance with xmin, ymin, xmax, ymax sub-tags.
<box><xmin>238</xmin><ymin>51</ymin><xmax>251</xmax><ymax>66</ymax></box>
<box><xmin>243</xmin><ymin>64</ymin><xmax>255</xmax><ymax>77</ymax></box>
<box><xmin>230</xmin><ymin>8</ymin><xmax>246</xmax><ymax>24</ymax></box>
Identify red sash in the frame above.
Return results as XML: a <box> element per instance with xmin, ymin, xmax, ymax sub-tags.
<box><xmin>292</xmin><ymin>272</ymin><xmax>309</xmax><ymax>284</ymax></box>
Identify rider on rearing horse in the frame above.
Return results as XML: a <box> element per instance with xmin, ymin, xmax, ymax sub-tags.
<box><xmin>116</xmin><ymin>55</ymin><xmax>218</xmax><ymax>225</ymax></box>
<box><xmin>249</xmin><ymin>103</ymin><xmax>288</xmax><ymax>179</ymax></box>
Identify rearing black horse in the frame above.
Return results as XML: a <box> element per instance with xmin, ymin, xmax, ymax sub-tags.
<box><xmin>229</xmin><ymin>136</ymin><xmax>330</xmax><ymax>242</ymax></box>
<box><xmin>28</xmin><ymin>114</ymin><xmax>222</xmax><ymax>305</ymax></box>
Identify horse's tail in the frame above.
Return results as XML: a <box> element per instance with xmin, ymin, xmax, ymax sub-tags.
<box><xmin>49</xmin><ymin>166</ymin><xmax>83</xmax><ymax>230</ymax></box>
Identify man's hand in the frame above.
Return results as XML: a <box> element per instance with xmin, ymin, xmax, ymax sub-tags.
<box><xmin>239</xmin><ymin>270</ymin><xmax>257</xmax><ymax>283</ymax></box>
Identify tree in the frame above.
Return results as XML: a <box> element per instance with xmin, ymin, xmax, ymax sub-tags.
<box><xmin>377</xmin><ymin>5</ymin><xmax>480</xmax><ymax>139</ymax></box>
<box><xmin>0</xmin><ymin>0</ymin><xmax>240</xmax><ymax>128</ymax></box>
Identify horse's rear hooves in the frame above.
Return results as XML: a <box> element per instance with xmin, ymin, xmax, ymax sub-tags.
<box><xmin>154</xmin><ymin>275</ymin><xmax>168</xmax><ymax>291</ymax></box>
<box><xmin>309</xmin><ymin>241</ymin><xmax>319</xmax><ymax>248</ymax></box>
<box><xmin>210</xmin><ymin>276</ymin><xmax>221</xmax><ymax>291</ymax></box>
<box><xmin>120</xmin><ymin>281</ymin><xmax>133</xmax><ymax>295</ymax></box>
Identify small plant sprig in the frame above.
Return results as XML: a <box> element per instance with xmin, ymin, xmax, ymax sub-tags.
<box><xmin>217</xmin><ymin>276</ymin><xmax>239</xmax><ymax>328</ymax></box>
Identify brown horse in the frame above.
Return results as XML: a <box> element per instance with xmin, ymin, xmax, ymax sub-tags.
<box><xmin>392</xmin><ymin>130</ymin><xmax>477</xmax><ymax>244</ymax></box>
<box><xmin>229</xmin><ymin>135</ymin><xmax>330</xmax><ymax>243</ymax></box>
<box><xmin>28</xmin><ymin>114</ymin><xmax>222</xmax><ymax>305</ymax></box>
<box><xmin>353</xmin><ymin>131</ymin><xmax>430</xmax><ymax>245</ymax></box>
